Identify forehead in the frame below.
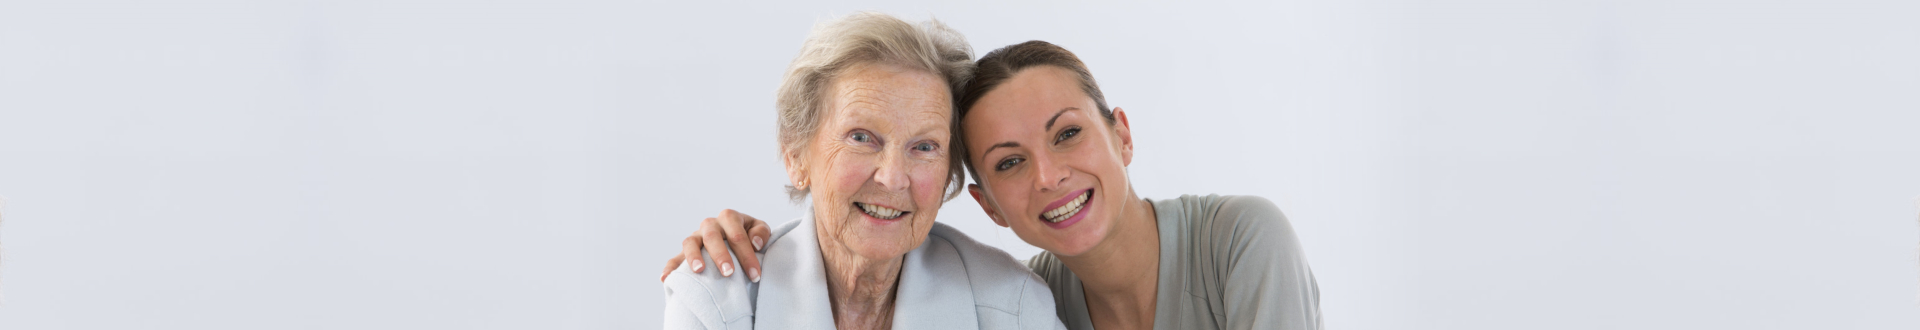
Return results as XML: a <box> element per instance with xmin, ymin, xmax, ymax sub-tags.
<box><xmin>826</xmin><ymin>62</ymin><xmax>953</xmax><ymax>121</ymax></box>
<box><xmin>963</xmin><ymin>66</ymin><xmax>1093</xmax><ymax>137</ymax></box>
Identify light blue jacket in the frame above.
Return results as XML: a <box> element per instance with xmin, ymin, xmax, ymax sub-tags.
<box><xmin>663</xmin><ymin>212</ymin><xmax>1067</xmax><ymax>330</ymax></box>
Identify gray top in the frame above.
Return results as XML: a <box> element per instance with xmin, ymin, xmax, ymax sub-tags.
<box><xmin>662</xmin><ymin>210</ymin><xmax>1068</xmax><ymax>330</ymax></box>
<box><xmin>1026</xmin><ymin>194</ymin><xmax>1322</xmax><ymax>330</ymax></box>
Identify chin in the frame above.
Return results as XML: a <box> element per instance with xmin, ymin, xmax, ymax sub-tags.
<box><xmin>1041</xmin><ymin>231</ymin><xmax>1106</xmax><ymax>257</ymax></box>
<box><xmin>846</xmin><ymin>240</ymin><xmax>920</xmax><ymax>260</ymax></box>
<box><xmin>844</xmin><ymin>219</ymin><xmax>929</xmax><ymax>258</ymax></box>
<box><xmin>1017</xmin><ymin>215</ymin><xmax>1111</xmax><ymax>258</ymax></box>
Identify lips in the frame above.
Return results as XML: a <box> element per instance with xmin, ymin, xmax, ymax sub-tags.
<box><xmin>1038</xmin><ymin>189</ymin><xmax>1093</xmax><ymax>228</ymax></box>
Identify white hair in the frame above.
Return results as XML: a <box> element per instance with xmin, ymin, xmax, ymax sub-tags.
<box><xmin>774</xmin><ymin>12</ymin><xmax>974</xmax><ymax>202</ymax></box>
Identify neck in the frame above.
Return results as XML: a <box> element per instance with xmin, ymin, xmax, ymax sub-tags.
<box><xmin>1057</xmin><ymin>188</ymin><xmax>1160</xmax><ymax>330</ymax></box>
<box><xmin>815</xmin><ymin>228</ymin><xmax>904</xmax><ymax>330</ymax></box>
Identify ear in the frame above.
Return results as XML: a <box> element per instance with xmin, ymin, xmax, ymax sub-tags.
<box><xmin>968</xmin><ymin>183</ymin><xmax>1009</xmax><ymax>228</ymax></box>
<box><xmin>1111</xmin><ymin>107</ymin><xmax>1135</xmax><ymax>166</ymax></box>
<box><xmin>782</xmin><ymin>148</ymin><xmax>808</xmax><ymax>189</ymax></box>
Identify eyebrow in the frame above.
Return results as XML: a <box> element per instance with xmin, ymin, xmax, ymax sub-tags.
<box><xmin>982</xmin><ymin>142</ymin><xmax>1020</xmax><ymax>158</ymax></box>
<box><xmin>1045</xmin><ymin>107</ymin><xmax>1078</xmax><ymax>131</ymax></box>
<box><xmin>982</xmin><ymin>107</ymin><xmax>1080</xmax><ymax>159</ymax></box>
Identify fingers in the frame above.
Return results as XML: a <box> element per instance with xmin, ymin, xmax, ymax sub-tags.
<box><xmin>741</xmin><ymin>213</ymin><xmax>773</xmax><ymax>252</ymax></box>
<box><xmin>660</xmin><ymin>253</ymin><xmax>686</xmax><ymax>282</ymax></box>
<box><xmin>742</xmin><ymin>213</ymin><xmax>774</xmax><ymax>283</ymax></box>
<box><xmin>698</xmin><ymin>217</ymin><xmax>737</xmax><ymax>277</ymax></box>
<box><xmin>664</xmin><ymin>209</ymin><xmax>775</xmax><ymax>283</ymax></box>
<box><xmin>679</xmin><ymin>235</ymin><xmax>706</xmax><ymax>274</ymax></box>
<box><xmin>749</xmin><ymin>225</ymin><xmax>771</xmax><ymax>253</ymax></box>
<box><xmin>718</xmin><ymin>209</ymin><xmax>762</xmax><ymax>282</ymax></box>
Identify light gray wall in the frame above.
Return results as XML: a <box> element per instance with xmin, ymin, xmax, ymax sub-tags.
<box><xmin>1</xmin><ymin>0</ymin><xmax>1916</xmax><ymax>329</ymax></box>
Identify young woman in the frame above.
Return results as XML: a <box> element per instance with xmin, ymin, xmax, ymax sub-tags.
<box><xmin>666</xmin><ymin>41</ymin><xmax>1320</xmax><ymax>330</ymax></box>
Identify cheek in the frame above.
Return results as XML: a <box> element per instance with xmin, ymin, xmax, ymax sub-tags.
<box><xmin>1075</xmin><ymin>139</ymin><xmax>1128</xmax><ymax>182</ymax></box>
<box><xmin>987</xmin><ymin>183</ymin><xmax>1030</xmax><ymax>220</ymax></box>
<box><xmin>908</xmin><ymin>162</ymin><xmax>946</xmax><ymax>202</ymax></box>
<box><xmin>1073</xmin><ymin>141</ymin><xmax>1130</xmax><ymax>210</ymax></box>
<box><xmin>816</xmin><ymin>152</ymin><xmax>873</xmax><ymax>201</ymax></box>
<box><xmin>837</xmin><ymin>154</ymin><xmax>874</xmax><ymax>181</ymax></box>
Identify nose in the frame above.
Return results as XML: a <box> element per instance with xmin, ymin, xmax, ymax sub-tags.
<box><xmin>1033</xmin><ymin>151</ymin><xmax>1069</xmax><ymax>192</ymax></box>
<box><xmin>873</xmin><ymin>148</ymin><xmax>911</xmax><ymax>192</ymax></box>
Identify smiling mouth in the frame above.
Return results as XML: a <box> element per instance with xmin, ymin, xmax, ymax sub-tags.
<box><xmin>1041</xmin><ymin>190</ymin><xmax>1093</xmax><ymax>223</ymax></box>
<box><xmin>854</xmin><ymin>202</ymin><xmax>908</xmax><ymax>220</ymax></box>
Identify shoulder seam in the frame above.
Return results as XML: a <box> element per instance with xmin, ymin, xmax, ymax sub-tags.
<box><xmin>670</xmin><ymin>268</ymin><xmax>753</xmax><ymax>325</ymax></box>
<box><xmin>973</xmin><ymin>277</ymin><xmax>1025</xmax><ymax>316</ymax></box>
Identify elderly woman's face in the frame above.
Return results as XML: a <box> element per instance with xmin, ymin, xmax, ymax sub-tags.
<box><xmin>799</xmin><ymin>62</ymin><xmax>951</xmax><ymax>260</ymax></box>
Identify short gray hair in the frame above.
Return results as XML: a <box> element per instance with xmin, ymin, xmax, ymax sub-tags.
<box><xmin>775</xmin><ymin>12</ymin><xmax>974</xmax><ymax>202</ymax></box>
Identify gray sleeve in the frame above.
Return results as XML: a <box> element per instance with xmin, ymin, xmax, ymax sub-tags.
<box><xmin>1216</xmin><ymin>196</ymin><xmax>1322</xmax><ymax>330</ymax></box>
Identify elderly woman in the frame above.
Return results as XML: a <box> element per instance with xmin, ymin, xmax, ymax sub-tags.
<box><xmin>660</xmin><ymin>12</ymin><xmax>1066</xmax><ymax>330</ymax></box>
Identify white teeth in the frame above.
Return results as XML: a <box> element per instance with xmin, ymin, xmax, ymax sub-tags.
<box><xmin>1042</xmin><ymin>191</ymin><xmax>1092</xmax><ymax>223</ymax></box>
<box><xmin>858</xmin><ymin>202</ymin><xmax>905</xmax><ymax>220</ymax></box>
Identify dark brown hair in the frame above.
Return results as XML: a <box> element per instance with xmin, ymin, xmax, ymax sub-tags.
<box><xmin>955</xmin><ymin>40</ymin><xmax>1115</xmax><ymax>184</ymax></box>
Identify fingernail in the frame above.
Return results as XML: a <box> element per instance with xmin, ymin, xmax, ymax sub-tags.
<box><xmin>691</xmin><ymin>260</ymin><xmax>704</xmax><ymax>273</ymax></box>
<box><xmin>720</xmin><ymin>263</ymin><xmax>735</xmax><ymax>277</ymax></box>
<box><xmin>748</xmin><ymin>267</ymin><xmax>761</xmax><ymax>282</ymax></box>
<box><xmin>753</xmin><ymin>237</ymin><xmax>765</xmax><ymax>251</ymax></box>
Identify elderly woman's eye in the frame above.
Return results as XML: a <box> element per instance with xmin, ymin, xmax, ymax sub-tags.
<box><xmin>851</xmin><ymin>131</ymin><xmax>874</xmax><ymax>143</ymax></box>
<box><xmin>913</xmin><ymin>142</ymin><xmax>938</xmax><ymax>152</ymax></box>
<box><xmin>995</xmin><ymin>157</ymin><xmax>1023</xmax><ymax>171</ymax></box>
<box><xmin>1054</xmin><ymin>127</ymin><xmax>1081</xmax><ymax>144</ymax></box>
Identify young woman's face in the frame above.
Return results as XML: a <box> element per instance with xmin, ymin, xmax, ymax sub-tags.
<box><xmin>964</xmin><ymin>66</ymin><xmax>1134</xmax><ymax>257</ymax></box>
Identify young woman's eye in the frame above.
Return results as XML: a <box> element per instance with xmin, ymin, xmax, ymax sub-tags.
<box><xmin>1054</xmin><ymin>127</ymin><xmax>1081</xmax><ymax>144</ymax></box>
<box><xmin>913</xmin><ymin>142</ymin><xmax>938</xmax><ymax>152</ymax></box>
<box><xmin>995</xmin><ymin>157</ymin><xmax>1024</xmax><ymax>171</ymax></box>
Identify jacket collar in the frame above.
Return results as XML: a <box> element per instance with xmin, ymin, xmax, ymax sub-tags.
<box><xmin>754</xmin><ymin>210</ymin><xmax>979</xmax><ymax>329</ymax></box>
<box><xmin>891</xmin><ymin>221</ymin><xmax>979</xmax><ymax>329</ymax></box>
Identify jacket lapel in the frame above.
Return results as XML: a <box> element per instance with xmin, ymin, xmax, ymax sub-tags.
<box><xmin>890</xmin><ymin>234</ymin><xmax>979</xmax><ymax>329</ymax></box>
<box><xmin>755</xmin><ymin>213</ymin><xmax>980</xmax><ymax>330</ymax></box>
<box><xmin>753</xmin><ymin>213</ymin><xmax>839</xmax><ymax>330</ymax></box>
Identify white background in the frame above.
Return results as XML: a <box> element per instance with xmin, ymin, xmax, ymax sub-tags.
<box><xmin>2</xmin><ymin>0</ymin><xmax>1917</xmax><ymax>329</ymax></box>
